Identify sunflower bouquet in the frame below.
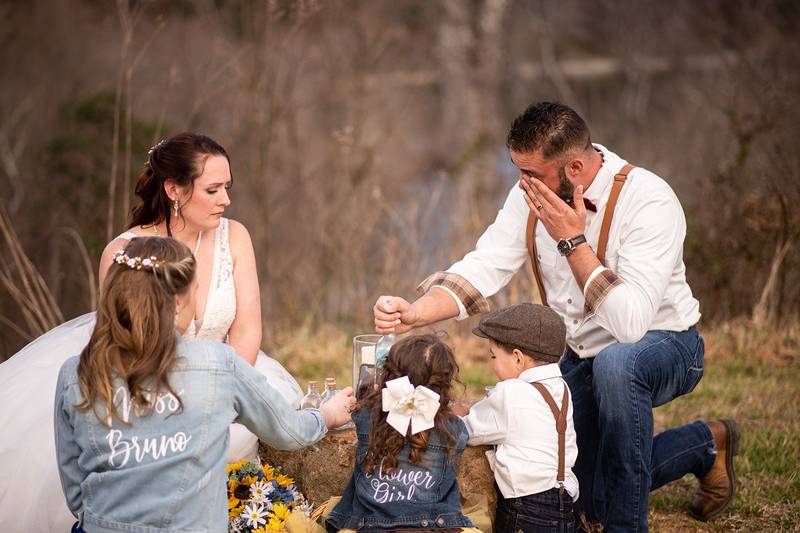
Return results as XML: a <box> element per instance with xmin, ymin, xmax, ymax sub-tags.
<box><xmin>227</xmin><ymin>459</ymin><xmax>313</xmax><ymax>533</ymax></box>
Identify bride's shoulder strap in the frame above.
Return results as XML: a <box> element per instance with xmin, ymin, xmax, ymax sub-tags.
<box><xmin>218</xmin><ymin>217</ymin><xmax>230</xmax><ymax>246</ymax></box>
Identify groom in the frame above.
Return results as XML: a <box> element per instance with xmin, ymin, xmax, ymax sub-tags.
<box><xmin>374</xmin><ymin>101</ymin><xmax>738</xmax><ymax>531</ymax></box>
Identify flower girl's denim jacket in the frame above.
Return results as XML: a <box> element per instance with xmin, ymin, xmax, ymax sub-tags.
<box><xmin>325</xmin><ymin>409</ymin><xmax>474</xmax><ymax>532</ymax></box>
<box><xmin>54</xmin><ymin>339</ymin><xmax>327</xmax><ymax>533</ymax></box>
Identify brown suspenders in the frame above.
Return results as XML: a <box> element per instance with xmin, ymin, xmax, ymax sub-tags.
<box><xmin>525</xmin><ymin>164</ymin><xmax>635</xmax><ymax>305</ymax></box>
<box><xmin>530</xmin><ymin>381</ymin><xmax>570</xmax><ymax>483</ymax></box>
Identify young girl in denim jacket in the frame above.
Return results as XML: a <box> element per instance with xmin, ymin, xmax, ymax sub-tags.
<box><xmin>326</xmin><ymin>334</ymin><xmax>479</xmax><ymax>533</ymax></box>
<box><xmin>54</xmin><ymin>237</ymin><xmax>355</xmax><ymax>533</ymax></box>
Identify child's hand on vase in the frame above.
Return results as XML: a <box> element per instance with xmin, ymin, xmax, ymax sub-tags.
<box><xmin>320</xmin><ymin>387</ymin><xmax>356</xmax><ymax>428</ymax></box>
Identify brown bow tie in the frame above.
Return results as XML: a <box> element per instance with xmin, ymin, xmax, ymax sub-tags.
<box><xmin>583</xmin><ymin>198</ymin><xmax>597</xmax><ymax>212</ymax></box>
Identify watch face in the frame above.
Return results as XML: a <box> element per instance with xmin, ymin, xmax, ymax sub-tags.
<box><xmin>557</xmin><ymin>239</ymin><xmax>572</xmax><ymax>255</ymax></box>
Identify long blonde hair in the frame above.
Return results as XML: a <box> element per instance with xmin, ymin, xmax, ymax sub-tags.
<box><xmin>77</xmin><ymin>237</ymin><xmax>196</xmax><ymax>426</ymax></box>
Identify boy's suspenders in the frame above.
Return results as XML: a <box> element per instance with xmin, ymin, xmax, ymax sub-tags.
<box><xmin>530</xmin><ymin>381</ymin><xmax>569</xmax><ymax>483</ymax></box>
<box><xmin>525</xmin><ymin>164</ymin><xmax>635</xmax><ymax>306</ymax></box>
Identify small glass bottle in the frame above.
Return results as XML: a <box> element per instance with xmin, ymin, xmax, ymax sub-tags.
<box><xmin>320</xmin><ymin>378</ymin><xmax>338</xmax><ymax>404</ymax></box>
<box><xmin>300</xmin><ymin>381</ymin><xmax>322</xmax><ymax>409</ymax></box>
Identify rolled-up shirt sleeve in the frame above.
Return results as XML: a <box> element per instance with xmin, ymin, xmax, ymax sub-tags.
<box><xmin>583</xmin><ymin>188</ymin><xmax>686</xmax><ymax>344</ymax></box>
<box><xmin>419</xmin><ymin>184</ymin><xmax>531</xmax><ymax>319</ymax></box>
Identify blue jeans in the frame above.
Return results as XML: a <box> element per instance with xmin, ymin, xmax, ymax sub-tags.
<box><xmin>559</xmin><ymin>328</ymin><xmax>717</xmax><ymax>532</ymax></box>
<box><xmin>495</xmin><ymin>485</ymin><xmax>575</xmax><ymax>533</ymax></box>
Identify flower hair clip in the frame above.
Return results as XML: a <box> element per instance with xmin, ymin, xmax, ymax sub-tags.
<box><xmin>382</xmin><ymin>376</ymin><xmax>440</xmax><ymax>436</ymax></box>
<box><xmin>113</xmin><ymin>250</ymin><xmax>163</xmax><ymax>271</ymax></box>
<box><xmin>145</xmin><ymin>139</ymin><xmax>167</xmax><ymax>164</ymax></box>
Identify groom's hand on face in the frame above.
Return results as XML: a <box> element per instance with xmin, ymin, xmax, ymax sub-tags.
<box><xmin>521</xmin><ymin>177</ymin><xmax>586</xmax><ymax>241</ymax></box>
<box><xmin>373</xmin><ymin>296</ymin><xmax>416</xmax><ymax>334</ymax></box>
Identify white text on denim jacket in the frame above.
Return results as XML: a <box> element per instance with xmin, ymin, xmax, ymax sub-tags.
<box><xmin>368</xmin><ymin>462</ymin><xmax>436</xmax><ymax>503</ymax></box>
<box><xmin>105</xmin><ymin>386</ymin><xmax>192</xmax><ymax>468</ymax></box>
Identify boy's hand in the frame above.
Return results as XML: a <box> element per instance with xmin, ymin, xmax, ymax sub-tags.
<box><xmin>319</xmin><ymin>387</ymin><xmax>356</xmax><ymax>428</ymax></box>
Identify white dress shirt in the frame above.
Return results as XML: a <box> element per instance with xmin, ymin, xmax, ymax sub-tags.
<box><xmin>461</xmin><ymin>364</ymin><xmax>579</xmax><ymax>500</ymax></box>
<box><xmin>435</xmin><ymin>144</ymin><xmax>701</xmax><ymax>357</ymax></box>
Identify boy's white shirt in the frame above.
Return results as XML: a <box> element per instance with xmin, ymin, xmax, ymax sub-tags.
<box><xmin>461</xmin><ymin>363</ymin><xmax>579</xmax><ymax>500</ymax></box>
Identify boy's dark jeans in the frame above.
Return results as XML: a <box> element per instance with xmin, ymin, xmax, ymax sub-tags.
<box><xmin>494</xmin><ymin>485</ymin><xmax>575</xmax><ymax>533</ymax></box>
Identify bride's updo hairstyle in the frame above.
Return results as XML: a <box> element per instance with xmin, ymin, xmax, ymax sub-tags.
<box><xmin>77</xmin><ymin>237</ymin><xmax>196</xmax><ymax>426</ymax></box>
<box><xmin>129</xmin><ymin>133</ymin><xmax>232</xmax><ymax>234</ymax></box>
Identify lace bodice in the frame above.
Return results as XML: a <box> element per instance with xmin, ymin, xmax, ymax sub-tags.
<box><xmin>116</xmin><ymin>218</ymin><xmax>236</xmax><ymax>342</ymax></box>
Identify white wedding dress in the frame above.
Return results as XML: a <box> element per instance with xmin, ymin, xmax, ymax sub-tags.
<box><xmin>0</xmin><ymin>218</ymin><xmax>303</xmax><ymax>533</ymax></box>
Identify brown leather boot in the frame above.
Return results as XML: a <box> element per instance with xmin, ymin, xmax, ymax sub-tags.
<box><xmin>689</xmin><ymin>419</ymin><xmax>740</xmax><ymax>521</ymax></box>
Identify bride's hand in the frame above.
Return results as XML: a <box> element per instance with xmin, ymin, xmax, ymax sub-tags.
<box><xmin>374</xmin><ymin>296</ymin><xmax>418</xmax><ymax>334</ymax></box>
<box><xmin>320</xmin><ymin>387</ymin><xmax>356</xmax><ymax>428</ymax></box>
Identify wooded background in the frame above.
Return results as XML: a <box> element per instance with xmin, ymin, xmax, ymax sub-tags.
<box><xmin>1</xmin><ymin>0</ymin><xmax>798</xmax><ymax>358</ymax></box>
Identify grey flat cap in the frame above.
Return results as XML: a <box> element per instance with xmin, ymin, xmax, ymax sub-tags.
<box><xmin>472</xmin><ymin>303</ymin><xmax>566</xmax><ymax>363</ymax></box>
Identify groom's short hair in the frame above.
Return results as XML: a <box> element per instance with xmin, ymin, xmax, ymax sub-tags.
<box><xmin>506</xmin><ymin>101</ymin><xmax>592</xmax><ymax>160</ymax></box>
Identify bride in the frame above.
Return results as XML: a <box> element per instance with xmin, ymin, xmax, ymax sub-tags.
<box><xmin>0</xmin><ymin>133</ymin><xmax>304</xmax><ymax>532</ymax></box>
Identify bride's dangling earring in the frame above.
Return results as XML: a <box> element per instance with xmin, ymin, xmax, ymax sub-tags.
<box><xmin>173</xmin><ymin>198</ymin><xmax>180</xmax><ymax>219</ymax></box>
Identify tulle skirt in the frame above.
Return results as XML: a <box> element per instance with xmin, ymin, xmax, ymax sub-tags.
<box><xmin>0</xmin><ymin>313</ymin><xmax>303</xmax><ymax>533</ymax></box>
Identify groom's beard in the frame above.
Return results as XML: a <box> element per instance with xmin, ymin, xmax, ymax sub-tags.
<box><xmin>557</xmin><ymin>166</ymin><xmax>575</xmax><ymax>204</ymax></box>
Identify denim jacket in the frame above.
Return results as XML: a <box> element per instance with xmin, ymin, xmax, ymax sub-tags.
<box><xmin>54</xmin><ymin>339</ymin><xmax>327</xmax><ymax>533</ymax></box>
<box><xmin>326</xmin><ymin>409</ymin><xmax>474</xmax><ymax>532</ymax></box>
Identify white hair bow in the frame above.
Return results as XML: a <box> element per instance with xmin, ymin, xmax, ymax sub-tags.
<box><xmin>382</xmin><ymin>376</ymin><xmax>440</xmax><ymax>436</ymax></box>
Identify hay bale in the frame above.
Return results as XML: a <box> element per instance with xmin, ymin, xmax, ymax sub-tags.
<box><xmin>259</xmin><ymin>429</ymin><xmax>496</xmax><ymax>509</ymax></box>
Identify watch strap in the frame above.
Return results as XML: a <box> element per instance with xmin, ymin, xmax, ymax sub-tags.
<box><xmin>570</xmin><ymin>234</ymin><xmax>587</xmax><ymax>247</ymax></box>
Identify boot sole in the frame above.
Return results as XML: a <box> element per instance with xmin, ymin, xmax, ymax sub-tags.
<box><xmin>690</xmin><ymin>419</ymin><xmax>740</xmax><ymax>522</ymax></box>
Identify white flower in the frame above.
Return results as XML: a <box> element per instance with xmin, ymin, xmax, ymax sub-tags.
<box><xmin>142</xmin><ymin>258</ymin><xmax>152</xmax><ymax>266</ymax></box>
<box><xmin>250</xmin><ymin>480</ymin><xmax>273</xmax><ymax>502</ymax></box>
<box><xmin>297</xmin><ymin>501</ymin><xmax>314</xmax><ymax>517</ymax></box>
<box><xmin>228</xmin><ymin>517</ymin><xmax>244</xmax><ymax>533</ymax></box>
<box><xmin>242</xmin><ymin>503</ymin><xmax>267</xmax><ymax>528</ymax></box>
<box><xmin>127</xmin><ymin>258</ymin><xmax>136</xmax><ymax>267</ymax></box>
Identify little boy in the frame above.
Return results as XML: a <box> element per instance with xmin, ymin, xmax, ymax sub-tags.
<box><xmin>461</xmin><ymin>302</ymin><xmax>577</xmax><ymax>533</ymax></box>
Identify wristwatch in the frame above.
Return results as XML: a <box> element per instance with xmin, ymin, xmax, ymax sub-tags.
<box><xmin>557</xmin><ymin>234</ymin><xmax>587</xmax><ymax>256</ymax></box>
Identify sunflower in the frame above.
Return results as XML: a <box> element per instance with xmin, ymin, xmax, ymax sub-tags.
<box><xmin>275</xmin><ymin>474</ymin><xmax>294</xmax><ymax>488</ymax></box>
<box><xmin>271</xmin><ymin>502</ymin><xmax>291</xmax><ymax>522</ymax></box>
<box><xmin>227</xmin><ymin>460</ymin><xmax>247</xmax><ymax>476</ymax></box>
<box><xmin>230</xmin><ymin>480</ymin><xmax>251</xmax><ymax>502</ymax></box>
<box><xmin>264</xmin><ymin>516</ymin><xmax>286</xmax><ymax>532</ymax></box>
<box><xmin>261</xmin><ymin>464</ymin><xmax>276</xmax><ymax>480</ymax></box>
<box><xmin>228</xmin><ymin>497</ymin><xmax>244</xmax><ymax>519</ymax></box>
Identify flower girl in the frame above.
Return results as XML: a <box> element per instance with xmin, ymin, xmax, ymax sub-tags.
<box><xmin>54</xmin><ymin>236</ymin><xmax>354</xmax><ymax>532</ymax></box>
<box><xmin>325</xmin><ymin>334</ymin><xmax>479</xmax><ymax>532</ymax></box>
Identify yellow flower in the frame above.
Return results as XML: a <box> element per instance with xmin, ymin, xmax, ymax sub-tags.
<box><xmin>261</xmin><ymin>464</ymin><xmax>276</xmax><ymax>480</ymax></box>
<box><xmin>265</xmin><ymin>516</ymin><xmax>286</xmax><ymax>532</ymax></box>
<box><xmin>251</xmin><ymin>527</ymin><xmax>268</xmax><ymax>533</ymax></box>
<box><xmin>275</xmin><ymin>474</ymin><xmax>294</xmax><ymax>488</ymax></box>
<box><xmin>228</xmin><ymin>500</ymin><xmax>243</xmax><ymax>519</ymax></box>
<box><xmin>272</xmin><ymin>502</ymin><xmax>291</xmax><ymax>522</ymax></box>
<box><xmin>227</xmin><ymin>459</ymin><xmax>246</xmax><ymax>474</ymax></box>
<box><xmin>242</xmin><ymin>475</ymin><xmax>258</xmax><ymax>486</ymax></box>
<box><xmin>229</xmin><ymin>480</ymin><xmax>247</xmax><ymax>499</ymax></box>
